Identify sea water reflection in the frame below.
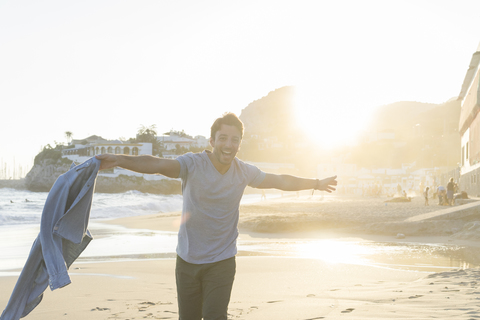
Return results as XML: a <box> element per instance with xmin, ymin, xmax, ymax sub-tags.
<box><xmin>82</xmin><ymin>223</ymin><xmax>480</xmax><ymax>273</ymax></box>
<box><xmin>1</xmin><ymin>222</ymin><xmax>479</xmax><ymax>275</ymax></box>
<box><xmin>237</xmin><ymin>238</ymin><xmax>478</xmax><ymax>273</ymax></box>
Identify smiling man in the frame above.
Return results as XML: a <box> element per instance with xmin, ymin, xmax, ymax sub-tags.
<box><xmin>96</xmin><ymin>112</ymin><xmax>337</xmax><ymax>320</ymax></box>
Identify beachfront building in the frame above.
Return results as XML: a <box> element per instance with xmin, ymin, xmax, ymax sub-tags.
<box><xmin>156</xmin><ymin>131</ymin><xmax>209</xmax><ymax>159</ymax></box>
<box><xmin>61</xmin><ymin>135</ymin><xmax>162</xmax><ymax>179</ymax></box>
<box><xmin>63</xmin><ymin>135</ymin><xmax>152</xmax><ymax>161</ymax></box>
<box><xmin>458</xmin><ymin>43</ymin><xmax>480</xmax><ymax>196</ymax></box>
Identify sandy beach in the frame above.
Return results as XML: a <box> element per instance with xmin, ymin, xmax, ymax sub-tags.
<box><xmin>2</xmin><ymin>195</ymin><xmax>480</xmax><ymax>319</ymax></box>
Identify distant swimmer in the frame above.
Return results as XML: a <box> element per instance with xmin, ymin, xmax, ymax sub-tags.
<box><xmin>10</xmin><ymin>200</ymin><xmax>13</xmax><ymax>203</ymax></box>
<box><xmin>25</xmin><ymin>199</ymin><xmax>30</xmax><ymax>202</ymax></box>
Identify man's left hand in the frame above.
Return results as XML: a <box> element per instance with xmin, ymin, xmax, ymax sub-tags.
<box><xmin>316</xmin><ymin>175</ymin><xmax>337</xmax><ymax>193</ymax></box>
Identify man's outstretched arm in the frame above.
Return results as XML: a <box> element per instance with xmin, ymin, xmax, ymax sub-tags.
<box><xmin>95</xmin><ymin>154</ymin><xmax>180</xmax><ymax>178</ymax></box>
<box><xmin>256</xmin><ymin>174</ymin><xmax>337</xmax><ymax>192</ymax></box>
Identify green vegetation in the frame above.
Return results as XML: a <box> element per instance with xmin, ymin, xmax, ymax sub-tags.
<box><xmin>131</xmin><ymin>124</ymin><xmax>162</xmax><ymax>156</ymax></box>
<box><xmin>34</xmin><ymin>144</ymin><xmax>70</xmax><ymax>165</ymax></box>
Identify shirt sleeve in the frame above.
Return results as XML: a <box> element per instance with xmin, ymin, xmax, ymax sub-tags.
<box><xmin>246</xmin><ymin>163</ymin><xmax>266</xmax><ymax>188</ymax></box>
<box><xmin>176</xmin><ymin>152</ymin><xmax>194</xmax><ymax>180</ymax></box>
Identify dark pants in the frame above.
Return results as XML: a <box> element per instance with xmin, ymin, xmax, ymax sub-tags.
<box><xmin>175</xmin><ymin>255</ymin><xmax>236</xmax><ymax>320</ymax></box>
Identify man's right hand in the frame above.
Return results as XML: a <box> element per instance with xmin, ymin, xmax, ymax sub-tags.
<box><xmin>95</xmin><ymin>154</ymin><xmax>119</xmax><ymax>170</ymax></box>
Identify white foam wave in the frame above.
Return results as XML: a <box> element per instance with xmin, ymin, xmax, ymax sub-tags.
<box><xmin>0</xmin><ymin>189</ymin><xmax>183</xmax><ymax>225</ymax></box>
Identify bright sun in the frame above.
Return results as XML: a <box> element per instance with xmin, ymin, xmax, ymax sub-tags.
<box><xmin>294</xmin><ymin>86</ymin><xmax>373</xmax><ymax>149</ymax></box>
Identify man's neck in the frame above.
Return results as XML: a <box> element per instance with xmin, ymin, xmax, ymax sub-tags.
<box><xmin>206</xmin><ymin>151</ymin><xmax>231</xmax><ymax>175</ymax></box>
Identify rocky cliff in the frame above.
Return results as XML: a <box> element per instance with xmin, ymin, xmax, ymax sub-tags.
<box><xmin>24</xmin><ymin>159</ymin><xmax>72</xmax><ymax>192</ymax></box>
<box><xmin>24</xmin><ymin>159</ymin><xmax>181</xmax><ymax>194</ymax></box>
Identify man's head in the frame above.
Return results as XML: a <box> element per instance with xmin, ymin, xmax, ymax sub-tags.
<box><xmin>210</xmin><ymin>112</ymin><xmax>244</xmax><ymax>141</ymax></box>
<box><xmin>209</xmin><ymin>113</ymin><xmax>244</xmax><ymax>167</ymax></box>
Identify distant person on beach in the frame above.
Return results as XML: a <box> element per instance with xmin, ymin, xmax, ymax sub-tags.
<box><xmin>396</xmin><ymin>183</ymin><xmax>402</xmax><ymax>195</ymax></box>
<box><xmin>96</xmin><ymin>112</ymin><xmax>337</xmax><ymax>320</ymax></box>
<box><xmin>424</xmin><ymin>187</ymin><xmax>429</xmax><ymax>206</ymax></box>
<box><xmin>437</xmin><ymin>185</ymin><xmax>446</xmax><ymax>205</ymax></box>
<box><xmin>446</xmin><ymin>178</ymin><xmax>455</xmax><ymax>206</ymax></box>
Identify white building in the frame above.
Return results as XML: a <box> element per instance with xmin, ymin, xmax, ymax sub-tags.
<box><xmin>61</xmin><ymin>135</ymin><xmax>161</xmax><ymax>179</ymax></box>
<box><xmin>156</xmin><ymin>132</ymin><xmax>210</xmax><ymax>157</ymax></box>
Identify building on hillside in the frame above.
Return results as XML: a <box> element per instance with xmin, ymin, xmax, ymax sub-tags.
<box><xmin>63</xmin><ymin>135</ymin><xmax>152</xmax><ymax>161</ymax></box>
<box><xmin>156</xmin><ymin>132</ymin><xmax>209</xmax><ymax>158</ymax></box>
<box><xmin>62</xmin><ymin>135</ymin><xmax>159</xmax><ymax>178</ymax></box>
<box><xmin>458</xmin><ymin>43</ymin><xmax>480</xmax><ymax>196</ymax></box>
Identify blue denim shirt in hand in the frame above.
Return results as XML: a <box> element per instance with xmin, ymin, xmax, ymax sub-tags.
<box><xmin>0</xmin><ymin>157</ymin><xmax>101</xmax><ymax>320</ymax></box>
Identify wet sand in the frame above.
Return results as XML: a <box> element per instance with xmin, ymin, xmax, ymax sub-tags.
<box><xmin>2</xmin><ymin>195</ymin><xmax>480</xmax><ymax>319</ymax></box>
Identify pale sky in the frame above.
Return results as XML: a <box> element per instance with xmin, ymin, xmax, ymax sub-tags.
<box><xmin>1</xmin><ymin>0</ymin><xmax>480</xmax><ymax>178</ymax></box>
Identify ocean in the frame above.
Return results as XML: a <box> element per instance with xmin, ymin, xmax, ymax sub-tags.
<box><xmin>0</xmin><ymin>188</ymin><xmax>476</xmax><ymax>276</ymax></box>
<box><xmin>0</xmin><ymin>188</ymin><xmax>267</xmax><ymax>275</ymax></box>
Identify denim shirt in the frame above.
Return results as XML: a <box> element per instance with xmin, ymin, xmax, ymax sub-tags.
<box><xmin>1</xmin><ymin>157</ymin><xmax>101</xmax><ymax>320</ymax></box>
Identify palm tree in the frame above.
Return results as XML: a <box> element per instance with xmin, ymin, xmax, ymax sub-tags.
<box><xmin>65</xmin><ymin>131</ymin><xmax>73</xmax><ymax>145</ymax></box>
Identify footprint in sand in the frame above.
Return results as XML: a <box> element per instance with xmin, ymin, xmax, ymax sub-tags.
<box><xmin>91</xmin><ymin>307</ymin><xmax>110</xmax><ymax>311</ymax></box>
<box><xmin>442</xmin><ymin>289</ymin><xmax>460</xmax><ymax>292</ymax></box>
<box><xmin>267</xmin><ymin>300</ymin><xmax>283</xmax><ymax>303</ymax></box>
<box><xmin>341</xmin><ymin>308</ymin><xmax>354</xmax><ymax>313</ymax></box>
<box><xmin>408</xmin><ymin>295</ymin><xmax>423</xmax><ymax>299</ymax></box>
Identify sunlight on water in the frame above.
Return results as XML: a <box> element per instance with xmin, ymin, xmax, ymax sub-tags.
<box><xmin>295</xmin><ymin>239</ymin><xmax>374</xmax><ymax>265</ymax></box>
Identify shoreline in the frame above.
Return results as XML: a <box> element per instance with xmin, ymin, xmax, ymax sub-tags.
<box><xmin>2</xmin><ymin>196</ymin><xmax>480</xmax><ymax>319</ymax></box>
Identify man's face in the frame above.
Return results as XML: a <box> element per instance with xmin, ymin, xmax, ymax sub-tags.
<box><xmin>210</xmin><ymin>124</ymin><xmax>242</xmax><ymax>166</ymax></box>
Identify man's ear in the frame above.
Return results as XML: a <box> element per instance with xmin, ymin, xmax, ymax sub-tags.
<box><xmin>209</xmin><ymin>137</ymin><xmax>215</xmax><ymax>148</ymax></box>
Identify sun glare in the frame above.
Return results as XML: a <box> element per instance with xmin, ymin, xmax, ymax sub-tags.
<box><xmin>294</xmin><ymin>86</ymin><xmax>372</xmax><ymax>149</ymax></box>
<box><xmin>296</xmin><ymin>239</ymin><xmax>373</xmax><ymax>265</ymax></box>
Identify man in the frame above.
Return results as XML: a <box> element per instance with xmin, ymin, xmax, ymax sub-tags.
<box><xmin>96</xmin><ymin>113</ymin><xmax>337</xmax><ymax>320</ymax></box>
<box><xmin>446</xmin><ymin>178</ymin><xmax>455</xmax><ymax>206</ymax></box>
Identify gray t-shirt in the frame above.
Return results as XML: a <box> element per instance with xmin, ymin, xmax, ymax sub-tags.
<box><xmin>176</xmin><ymin>151</ymin><xmax>266</xmax><ymax>264</ymax></box>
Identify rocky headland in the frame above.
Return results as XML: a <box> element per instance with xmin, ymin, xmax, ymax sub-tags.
<box><xmin>21</xmin><ymin>159</ymin><xmax>181</xmax><ymax>194</ymax></box>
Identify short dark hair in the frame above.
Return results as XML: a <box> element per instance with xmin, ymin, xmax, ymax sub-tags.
<box><xmin>210</xmin><ymin>112</ymin><xmax>244</xmax><ymax>140</ymax></box>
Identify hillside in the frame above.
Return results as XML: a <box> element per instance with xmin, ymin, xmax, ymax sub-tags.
<box><xmin>239</xmin><ymin>86</ymin><xmax>297</xmax><ymax>140</ymax></box>
<box><xmin>347</xmin><ymin>99</ymin><xmax>461</xmax><ymax>168</ymax></box>
<box><xmin>238</xmin><ymin>86</ymin><xmax>461</xmax><ymax>169</ymax></box>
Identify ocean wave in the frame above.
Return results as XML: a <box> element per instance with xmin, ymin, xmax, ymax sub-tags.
<box><xmin>0</xmin><ymin>189</ymin><xmax>183</xmax><ymax>226</ymax></box>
